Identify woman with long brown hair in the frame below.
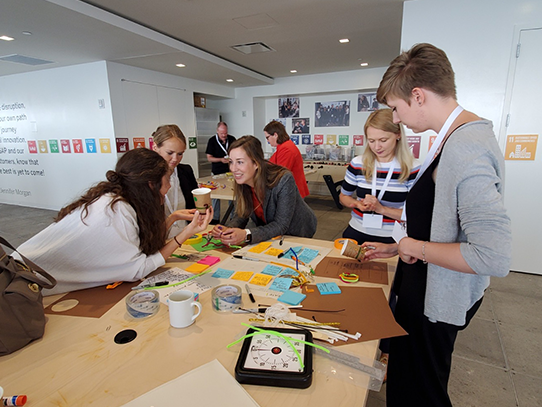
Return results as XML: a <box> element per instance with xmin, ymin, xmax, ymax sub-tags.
<box><xmin>17</xmin><ymin>148</ymin><xmax>212</xmax><ymax>295</ymax></box>
<box><xmin>210</xmin><ymin>136</ymin><xmax>316</xmax><ymax>245</ymax></box>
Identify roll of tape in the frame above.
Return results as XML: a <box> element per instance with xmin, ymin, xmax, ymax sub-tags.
<box><xmin>211</xmin><ymin>284</ymin><xmax>242</xmax><ymax>312</ymax></box>
<box><xmin>334</xmin><ymin>238</ymin><xmax>357</xmax><ymax>250</ymax></box>
<box><xmin>125</xmin><ymin>290</ymin><xmax>160</xmax><ymax>318</ymax></box>
<box><xmin>185</xmin><ymin>233</ymin><xmax>203</xmax><ymax>245</ymax></box>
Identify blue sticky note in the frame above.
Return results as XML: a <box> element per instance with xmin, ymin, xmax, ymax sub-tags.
<box><xmin>298</xmin><ymin>248</ymin><xmax>319</xmax><ymax>264</ymax></box>
<box><xmin>278</xmin><ymin>290</ymin><xmax>306</xmax><ymax>306</ymax></box>
<box><xmin>291</xmin><ymin>246</ymin><xmax>303</xmax><ymax>254</ymax></box>
<box><xmin>317</xmin><ymin>282</ymin><xmax>342</xmax><ymax>295</ymax></box>
<box><xmin>269</xmin><ymin>277</ymin><xmax>293</xmax><ymax>292</ymax></box>
<box><xmin>211</xmin><ymin>268</ymin><xmax>235</xmax><ymax>279</ymax></box>
<box><xmin>261</xmin><ymin>264</ymin><xmax>283</xmax><ymax>276</ymax></box>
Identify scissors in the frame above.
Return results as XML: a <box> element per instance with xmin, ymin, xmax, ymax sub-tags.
<box><xmin>202</xmin><ymin>233</ymin><xmax>214</xmax><ymax>247</ymax></box>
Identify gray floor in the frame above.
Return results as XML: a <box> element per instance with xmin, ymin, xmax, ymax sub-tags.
<box><xmin>1</xmin><ymin>197</ymin><xmax>540</xmax><ymax>406</ymax></box>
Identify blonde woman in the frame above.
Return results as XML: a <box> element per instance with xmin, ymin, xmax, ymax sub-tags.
<box><xmin>152</xmin><ymin>124</ymin><xmax>199</xmax><ymax>238</ymax></box>
<box><xmin>339</xmin><ymin>109</ymin><xmax>419</xmax><ymax>244</ymax></box>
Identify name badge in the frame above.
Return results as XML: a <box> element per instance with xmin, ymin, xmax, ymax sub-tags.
<box><xmin>392</xmin><ymin>221</ymin><xmax>408</xmax><ymax>243</ymax></box>
<box><xmin>363</xmin><ymin>213</ymin><xmax>383</xmax><ymax>229</ymax></box>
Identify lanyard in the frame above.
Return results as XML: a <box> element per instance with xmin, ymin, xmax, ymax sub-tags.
<box><xmin>372</xmin><ymin>158</ymin><xmax>396</xmax><ymax>202</ymax></box>
<box><xmin>164</xmin><ymin>167</ymin><xmax>179</xmax><ymax>215</ymax></box>
<box><xmin>401</xmin><ymin>105</ymin><xmax>463</xmax><ymax>221</ymax></box>
<box><xmin>216</xmin><ymin>134</ymin><xmax>229</xmax><ymax>156</ymax></box>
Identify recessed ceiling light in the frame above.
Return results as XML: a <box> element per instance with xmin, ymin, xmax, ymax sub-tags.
<box><xmin>0</xmin><ymin>35</ymin><xmax>14</xmax><ymax>41</ymax></box>
<box><xmin>339</xmin><ymin>38</ymin><xmax>349</xmax><ymax>43</ymax></box>
<box><xmin>360</xmin><ymin>62</ymin><xmax>369</xmax><ymax>67</ymax></box>
<box><xmin>226</xmin><ymin>79</ymin><xmax>234</xmax><ymax>82</ymax></box>
<box><xmin>175</xmin><ymin>63</ymin><xmax>186</xmax><ymax>68</ymax></box>
<box><xmin>290</xmin><ymin>70</ymin><xmax>297</xmax><ymax>73</ymax></box>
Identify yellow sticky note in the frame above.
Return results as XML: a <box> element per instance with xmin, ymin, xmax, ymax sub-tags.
<box><xmin>250</xmin><ymin>273</ymin><xmax>273</xmax><ymax>287</ymax></box>
<box><xmin>231</xmin><ymin>271</ymin><xmax>254</xmax><ymax>282</ymax></box>
<box><xmin>184</xmin><ymin>263</ymin><xmax>209</xmax><ymax>273</ymax></box>
<box><xmin>249</xmin><ymin>242</ymin><xmax>272</xmax><ymax>253</ymax></box>
<box><xmin>265</xmin><ymin>248</ymin><xmax>283</xmax><ymax>257</ymax></box>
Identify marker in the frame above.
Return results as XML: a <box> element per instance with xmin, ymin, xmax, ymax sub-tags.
<box><xmin>245</xmin><ymin>284</ymin><xmax>256</xmax><ymax>303</ymax></box>
<box><xmin>2</xmin><ymin>395</ymin><xmax>27</xmax><ymax>406</ymax></box>
<box><xmin>233</xmin><ymin>255</ymin><xmax>260</xmax><ymax>262</ymax></box>
<box><xmin>131</xmin><ymin>281</ymin><xmax>169</xmax><ymax>290</ymax></box>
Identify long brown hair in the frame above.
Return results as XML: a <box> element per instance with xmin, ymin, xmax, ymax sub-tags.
<box><xmin>55</xmin><ymin>148</ymin><xmax>169</xmax><ymax>255</ymax></box>
<box><xmin>228</xmin><ymin>136</ymin><xmax>289</xmax><ymax>218</ymax></box>
<box><xmin>362</xmin><ymin>109</ymin><xmax>413</xmax><ymax>182</ymax></box>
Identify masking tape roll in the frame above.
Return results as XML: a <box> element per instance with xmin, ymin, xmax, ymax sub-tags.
<box><xmin>211</xmin><ymin>284</ymin><xmax>242</xmax><ymax>312</ymax></box>
<box><xmin>334</xmin><ymin>238</ymin><xmax>357</xmax><ymax>250</ymax></box>
<box><xmin>185</xmin><ymin>233</ymin><xmax>203</xmax><ymax>245</ymax></box>
<box><xmin>125</xmin><ymin>290</ymin><xmax>160</xmax><ymax>318</ymax></box>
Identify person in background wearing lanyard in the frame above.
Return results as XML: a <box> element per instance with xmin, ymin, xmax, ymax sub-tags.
<box><xmin>152</xmin><ymin>125</ymin><xmax>199</xmax><ymax>238</ymax></box>
<box><xmin>205</xmin><ymin>122</ymin><xmax>236</xmax><ymax>223</ymax></box>
<box><xmin>363</xmin><ymin>43</ymin><xmax>512</xmax><ymax>407</ymax></box>
<box><xmin>209</xmin><ymin>136</ymin><xmax>317</xmax><ymax>245</ymax></box>
<box><xmin>264</xmin><ymin>120</ymin><xmax>310</xmax><ymax>198</ymax></box>
<box><xmin>339</xmin><ymin>108</ymin><xmax>419</xmax><ymax>245</ymax></box>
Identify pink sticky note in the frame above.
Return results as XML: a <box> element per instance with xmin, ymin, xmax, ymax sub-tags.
<box><xmin>197</xmin><ymin>255</ymin><xmax>221</xmax><ymax>266</ymax></box>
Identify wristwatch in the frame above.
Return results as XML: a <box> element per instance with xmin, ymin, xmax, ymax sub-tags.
<box><xmin>244</xmin><ymin>229</ymin><xmax>252</xmax><ymax>243</ymax></box>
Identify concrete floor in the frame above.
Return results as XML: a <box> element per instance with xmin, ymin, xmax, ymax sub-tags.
<box><xmin>1</xmin><ymin>197</ymin><xmax>540</xmax><ymax>406</ymax></box>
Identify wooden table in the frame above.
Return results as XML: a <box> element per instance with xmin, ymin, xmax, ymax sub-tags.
<box><xmin>0</xmin><ymin>237</ymin><xmax>396</xmax><ymax>407</ymax></box>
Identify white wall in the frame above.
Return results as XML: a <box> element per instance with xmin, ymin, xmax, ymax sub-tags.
<box><xmin>212</xmin><ymin>67</ymin><xmax>388</xmax><ymax>151</ymax></box>
<box><xmin>106</xmin><ymin>62</ymin><xmax>235</xmax><ymax>178</ymax></box>
<box><xmin>0</xmin><ymin>61</ymin><xmax>117</xmax><ymax>210</ymax></box>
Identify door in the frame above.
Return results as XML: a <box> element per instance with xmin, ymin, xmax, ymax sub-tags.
<box><xmin>503</xmin><ymin>28</ymin><xmax>542</xmax><ymax>274</ymax></box>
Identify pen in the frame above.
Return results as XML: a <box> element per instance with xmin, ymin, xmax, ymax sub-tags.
<box><xmin>131</xmin><ymin>281</ymin><xmax>169</xmax><ymax>290</ymax></box>
<box><xmin>245</xmin><ymin>284</ymin><xmax>256</xmax><ymax>303</ymax></box>
<box><xmin>233</xmin><ymin>255</ymin><xmax>260</xmax><ymax>262</ymax></box>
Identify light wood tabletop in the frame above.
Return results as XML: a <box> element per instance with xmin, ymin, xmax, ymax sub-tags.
<box><xmin>0</xmin><ymin>236</ymin><xmax>396</xmax><ymax>407</ymax></box>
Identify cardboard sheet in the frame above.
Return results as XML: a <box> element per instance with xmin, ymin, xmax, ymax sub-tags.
<box><xmin>297</xmin><ymin>285</ymin><xmax>406</xmax><ymax>345</ymax></box>
<box><xmin>44</xmin><ymin>281</ymin><xmax>138</xmax><ymax>318</ymax></box>
<box><xmin>314</xmin><ymin>257</ymin><xmax>389</xmax><ymax>285</ymax></box>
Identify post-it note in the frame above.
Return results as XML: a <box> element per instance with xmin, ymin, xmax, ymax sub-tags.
<box><xmin>261</xmin><ymin>265</ymin><xmax>283</xmax><ymax>276</ymax></box>
<box><xmin>250</xmin><ymin>273</ymin><xmax>273</xmax><ymax>286</ymax></box>
<box><xmin>198</xmin><ymin>255</ymin><xmax>221</xmax><ymax>266</ymax></box>
<box><xmin>248</xmin><ymin>242</ymin><xmax>272</xmax><ymax>253</ymax></box>
<box><xmin>231</xmin><ymin>271</ymin><xmax>254</xmax><ymax>282</ymax></box>
<box><xmin>269</xmin><ymin>277</ymin><xmax>293</xmax><ymax>292</ymax></box>
<box><xmin>265</xmin><ymin>248</ymin><xmax>283</xmax><ymax>257</ymax></box>
<box><xmin>278</xmin><ymin>290</ymin><xmax>306</xmax><ymax>306</ymax></box>
<box><xmin>185</xmin><ymin>263</ymin><xmax>209</xmax><ymax>273</ymax></box>
<box><xmin>316</xmin><ymin>282</ymin><xmax>342</xmax><ymax>295</ymax></box>
<box><xmin>211</xmin><ymin>268</ymin><xmax>235</xmax><ymax>279</ymax></box>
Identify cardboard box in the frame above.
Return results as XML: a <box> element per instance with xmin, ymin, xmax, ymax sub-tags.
<box><xmin>194</xmin><ymin>95</ymin><xmax>206</xmax><ymax>108</ymax></box>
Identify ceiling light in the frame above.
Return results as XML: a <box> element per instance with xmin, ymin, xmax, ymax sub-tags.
<box><xmin>226</xmin><ymin>79</ymin><xmax>234</xmax><ymax>82</ymax></box>
<box><xmin>339</xmin><ymin>38</ymin><xmax>349</xmax><ymax>43</ymax></box>
<box><xmin>22</xmin><ymin>31</ymin><xmax>32</xmax><ymax>36</ymax></box>
<box><xmin>290</xmin><ymin>70</ymin><xmax>297</xmax><ymax>74</ymax></box>
<box><xmin>0</xmin><ymin>36</ymin><xmax>14</xmax><ymax>41</ymax></box>
<box><xmin>175</xmin><ymin>63</ymin><xmax>186</xmax><ymax>68</ymax></box>
<box><xmin>360</xmin><ymin>62</ymin><xmax>369</xmax><ymax>67</ymax></box>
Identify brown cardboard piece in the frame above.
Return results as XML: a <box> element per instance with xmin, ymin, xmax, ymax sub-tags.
<box><xmin>314</xmin><ymin>257</ymin><xmax>389</xmax><ymax>285</ymax></box>
<box><xmin>45</xmin><ymin>281</ymin><xmax>139</xmax><ymax>318</ymax></box>
<box><xmin>297</xmin><ymin>285</ymin><xmax>406</xmax><ymax>345</ymax></box>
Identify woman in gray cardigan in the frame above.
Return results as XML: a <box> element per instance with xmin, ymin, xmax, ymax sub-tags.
<box><xmin>210</xmin><ymin>136</ymin><xmax>316</xmax><ymax>245</ymax></box>
<box><xmin>363</xmin><ymin>43</ymin><xmax>512</xmax><ymax>407</ymax></box>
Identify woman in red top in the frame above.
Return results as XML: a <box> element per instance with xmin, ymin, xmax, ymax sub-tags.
<box><xmin>264</xmin><ymin>120</ymin><xmax>310</xmax><ymax>198</ymax></box>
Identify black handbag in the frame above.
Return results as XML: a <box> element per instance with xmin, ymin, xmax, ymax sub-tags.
<box><xmin>0</xmin><ymin>236</ymin><xmax>57</xmax><ymax>356</ymax></box>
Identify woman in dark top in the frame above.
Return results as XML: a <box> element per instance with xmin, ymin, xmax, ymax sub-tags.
<box><xmin>152</xmin><ymin>124</ymin><xmax>199</xmax><ymax>238</ymax></box>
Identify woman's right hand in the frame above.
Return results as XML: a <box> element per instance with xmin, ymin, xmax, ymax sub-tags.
<box><xmin>362</xmin><ymin>242</ymin><xmax>398</xmax><ymax>260</ymax></box>
<box><xmin>185</xmin><ymin>207</ymin><xmax>213</xmax><ymax>235</ymax></box>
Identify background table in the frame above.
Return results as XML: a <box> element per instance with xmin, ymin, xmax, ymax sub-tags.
<box><xmin>0</xmin><ymin>237</ymin><xmax>396</xmax><ymax>407</ymax></box>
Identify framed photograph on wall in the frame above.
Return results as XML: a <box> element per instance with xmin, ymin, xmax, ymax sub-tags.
<box><xmin>314</xmin><ymin>101</ymin><xmax>350</xmax><ymax>127</ymax></box>
<box><xmin>278</xmin><ymin>97</ymin><xmax>300</xmax><ymax>118</ymax></box>
<box><xmin>358</xmin><ymin>92</ymin><xmax>379</xmax><ymax>112</ymax></box>
<box><xmin>292</xmin><ymin>118</ymin><xmax>310</xmax><ymax>134</ymax></box>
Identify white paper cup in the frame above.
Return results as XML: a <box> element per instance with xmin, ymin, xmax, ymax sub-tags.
<box><xmin>191</xmin><ymin>187</ymin><xmax>212</xmax><ymax>214</ymax></box>
<box><xmin>168</xmin><ymin>290</ymin><xmax>202</xmax><ymax>328</ymax></box>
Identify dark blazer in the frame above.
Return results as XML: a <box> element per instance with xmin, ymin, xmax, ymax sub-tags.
<box><xmin>176</xmin><ymin>163</ymin><xmax>198</xmax><ymax>210</ymax></box>
<box><xmin>227</xmin><ymin>172</ymin><xmax>317</xmax><ymax>243</ymax></box>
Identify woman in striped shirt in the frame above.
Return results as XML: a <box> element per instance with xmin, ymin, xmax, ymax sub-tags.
<box><xmin>339</xmin><ymin>109</ymin><xmax>419</xmax><ymax>244</ymax></box>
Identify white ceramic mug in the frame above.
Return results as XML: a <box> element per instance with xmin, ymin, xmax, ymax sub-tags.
<box><xmin>168</xmin><ymin>290</ymin><xmax>202</xmax><ymax>328</ymax></box>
